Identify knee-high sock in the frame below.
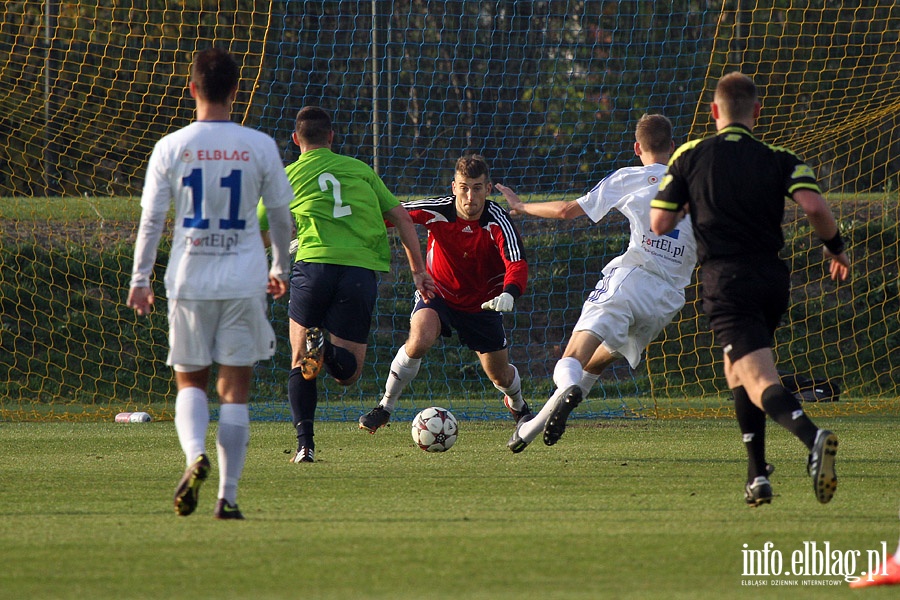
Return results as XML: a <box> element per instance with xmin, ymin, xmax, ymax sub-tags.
<box><xmin>323</xmin><ymin>341</ymin><xmax>357</xmax><ymax>381</ymax></box>
<box><xmin>733</xmin><ymin>386</ymin><xmax>767</xmax><ymax>481</ymax></box>
<box><xmin>493</xmin><ymin>365</ymin><xmax>525</xmax><ymax>411</ymax></box>
<box><xmin>517</xmin><ymin>357</ymin><xmax>584</xmax><ymax>443</ymax></box>
<box><xmin>175</xmin><ymin>386</ymin><xmax>209</xmax><ymax>466</ymax></box>
<box><xmin>216</xmin><ymin>403</ymin><xmax>249</xmax><ymax>504</ymax></box>
<box><xmin>760</xmin><ymin>384</ymin><xmax>819</xmax><ymax>449</ymax></box>
<box><xmin>380</xmin><ymin>345</ymin><xmax>421</xmax><ymax>413</ymax></box>
<box><xmin>289</xmin><ymin>367</ymin><xmax>317</xmax><ymax>448</ymax></box>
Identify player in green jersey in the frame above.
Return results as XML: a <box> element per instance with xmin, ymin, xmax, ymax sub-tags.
<box><xmin>260</xmin><ymin>106</ymin><xmax>434</xmax><ymax>463</ymax></box>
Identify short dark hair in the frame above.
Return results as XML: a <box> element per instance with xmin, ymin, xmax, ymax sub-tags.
<box><xmin>715</xmin><ymin>72</ymin><xmax>758</xmax><ymax>120</ymax></box>
<box><xmin>294</xmin><ymin>106</ymin><xmax>332</xmax><ymax>146</ymax></box>
<box><xmin>455</xmin><ymin>154</ymin><xmax>490</xmax><ymax>181</ymax></box>
<box><xmin>191</xmin><ymin>48</ymin><xmax>239</xmax><ymax>104</ymax></box>
<box><xmin>635</xmin><ymin>114</ymin><xmax>673</xmax><ymax>154</ymax></box>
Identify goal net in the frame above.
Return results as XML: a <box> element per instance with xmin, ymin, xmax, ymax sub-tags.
<box><xmin>1</xmin><ymin>1</ymin><xmax>898</xmax><ymax>421</ymax></box>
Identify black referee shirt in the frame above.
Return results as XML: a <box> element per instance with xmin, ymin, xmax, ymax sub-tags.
<box><xmin>651</xmin><ymin>123</ymin><xmax>821</xmax><ymax>263</ymax></box>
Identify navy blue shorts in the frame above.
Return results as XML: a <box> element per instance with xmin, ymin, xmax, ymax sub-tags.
<box><xmin>413</xmin><ymin>293</ymin><xmax>508</xmax><ymax>354</ymax></box>
<box><xmin>289</xmin><ymin>261</ymin><xmax>378</xmax><ymax>344</ymax></box>
<box><xmin>700</xmin><ymin>256</ymin><xmax>790</xmax><ymax>362</ymax></box>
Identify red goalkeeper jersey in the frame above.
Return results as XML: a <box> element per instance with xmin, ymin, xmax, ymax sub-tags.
<box><xmin>400</xmin><ymin>196</ymin><xmax>528</xmax><ymax>313</ymax></box>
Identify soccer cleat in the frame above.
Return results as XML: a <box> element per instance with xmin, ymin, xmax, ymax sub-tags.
<box><xmin>807</xmin><ymin>429</ymin><xmax>838</xmax><ymax>504</ymax></box>
<box><xmin>543</xmin><ymin>385</ymin><xmax>582</xmax><ymax>446</ymax></box>
<box><xmin>173</xmin><ymin>454</ymin><xmax>210</xmax><ymax>517</ymax></box>
<box><xmin>213</xmin><ymin>498</ymin><xmax>245</xmax><ymax>520</ymax></box>
<box><xmin>299</xmin><ymin>327</ymin><xmax>325</xmax><ymax>380</ymax></box>
<box><xmin>359</xmin><ymin>405</ymin><xmax>391</xmax><ymax>433</ymax></box>
<box><xmin>290</xmin><ymin>447</ymin><xmax>315</xmax><ymax>463</ymax></box>
<box><xmin>503</xmin><ymin>396</ymin><xmax>532</xmax><ymax>424</ymax></box>
<box><xmin>507</xmin><ymin>413</ymin><xmax>535</xmax><ymax>454</ymax></box>
<box><xmin>744</xmin><ymin>476</ymin><xmax>773</xmax><ymax>507</ymax></box>
<box><xmin>849</xmin><ymin>555</ymin><xmax>900</xmax><ymax>588</ymax></box>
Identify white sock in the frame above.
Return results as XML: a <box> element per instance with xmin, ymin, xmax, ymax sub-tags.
<box><xmin>579</xmin><ymin>371</ymin><xmax>600</xmax><ymax>397</ymax></box>
<box><xmin>174</xmin><ymin>387</ymin><xmax>209</xmax><ymax>466</ymax></box>
<box><xmin>216</xmin><ymin>403</ymin><xmax>250</xmax><ymax>505</ymax></box>
<box><xmin>553</xmin><ymin>356</ymin><xmax>584</xmax><ymax>390</ymax></box>
<box><xmin>494</xmin><ymin>365</ymin><xmax>525</xmax><ymax>411</ymax></box>
<box><xmin>380</xmin><ymin>345</ymin><xmax>421</xmax><ymax>413</ymax></box>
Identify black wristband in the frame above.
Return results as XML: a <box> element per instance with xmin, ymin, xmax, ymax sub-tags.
<box><xmin>821</xmin><ymin>231</ymin><xmax>845</xmax><ymax>254</ymax></box>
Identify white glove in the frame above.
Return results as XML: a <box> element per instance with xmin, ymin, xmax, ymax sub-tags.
<box><xmin>481</xmin><ymin>292</ymin><xmax>515</xmax><ymax>312</ymax></box>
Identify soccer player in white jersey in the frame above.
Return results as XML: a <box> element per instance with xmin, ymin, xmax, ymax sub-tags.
<box><xmin>496</xmin><ymin>114</ymin><xmax>697</xmax><ymax>452</ymax></box>
<box><xmin>127</xmin><ymin>48</ymin><xmax>295</xmax><ymax>520</ymax></box>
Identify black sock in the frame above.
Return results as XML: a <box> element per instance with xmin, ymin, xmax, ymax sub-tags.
<box><xmin>760</xmin><ymin>384</ymin><xmax>818</xmax><ymax>449</ymax></box>
<box><xmin>289</xmin><ymin>367</ymin><xmax>317</xmax><ymax>449</ymax></box>
<box><xmin>323</xmin><ymin>341</ymin><xmax>357</xmax><ymax>381</ymax></box>
<box><xmin>733</xmin><ymin>386</ymin><xmax>767</xmax><ymax>481</ymax></box>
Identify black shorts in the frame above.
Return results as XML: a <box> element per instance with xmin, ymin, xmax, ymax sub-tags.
<box><xmin>700</xmin><ymin>256</ymin><xmax>790</xmax><ymax>362</ymax></box>
<box><xmin>412</xmin><ymin>293</ymin><xmax>508</xmax><ymax>354</ymax></box>
<box><xmin>289</xmin><ymin>261</ymin><xmax>378</xmax><ymax>344</ymax></box>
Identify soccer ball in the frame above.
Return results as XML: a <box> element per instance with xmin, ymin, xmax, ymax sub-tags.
<box><xmin>411</xmin><ymin>406</ymin><xmax>458</xmax><ymax>452</ymax></box>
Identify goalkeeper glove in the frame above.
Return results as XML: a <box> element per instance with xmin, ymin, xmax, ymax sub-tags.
<box><xmin>481</xmin><ymin>292</ymin><xmax>515</xmax><ymax>312</ymax></box>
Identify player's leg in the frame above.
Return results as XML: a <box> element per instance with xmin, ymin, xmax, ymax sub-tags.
<box><xmin>209</xmin><ymin>295</ymin><xmax>277</xmax><ymax>517</ymax></box>
<box><xmin>509</xmin><ymin>331</ymin><xmax>603</xmax><ymax>451</ymax></box>
<box><xmin>477</xmin><ymin>348</ymin><xmax>527</xmax><ymax>421</ymax></box>
<box><xmin>167</xmin><ymin>299</ymin><xmax>215</xmax><ymax>516</ymax></box>
<box><xmin>360</xmin><ymin>297</ymin><xmax>441</xmax><ymax>433</ymax></box>
<box><xmin>318</xmin><ymin>265</ymin><xmax>380</xmax><ymax>385</ymax></box>
<box><xmin>726</xmin><ymin>349</ymin><xmax>837</xmax><ymax>503</ymax></box>
<box><xmin>172</xmin><ymin>367</ymin><xmax>212</xmax><ymax>516</ymax></box>
<box><xmin>288</xmin><ymin>319</ymin><xmax>320</xmax><ymax>461</ymax></box>
<box><xmin>213</xmin><ymin>366</ymin><xmax>251</xmax><ymax>520</ymax></box>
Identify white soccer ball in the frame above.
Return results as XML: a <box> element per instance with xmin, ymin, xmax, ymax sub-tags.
<box><xmin>411</xmin><ymin>406</ymin><xmax>458</xmax><ymax>452</ymax></box>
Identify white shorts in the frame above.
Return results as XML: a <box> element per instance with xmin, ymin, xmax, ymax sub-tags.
<box><xmin>167</xmin><ymin>296</ymin><xmax>277</xmax><ymax>369</ymax></box>
<box><xmin>573</xmin><ymin>266</ymin><xmax>684</xmax><ymax>368</ymax></box>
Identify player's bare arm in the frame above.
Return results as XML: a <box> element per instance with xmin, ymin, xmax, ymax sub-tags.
<box><xmin>494</xmin><ymin>183</ymin><xmax>585</xmax><ymax>220</ymax></box>
<box><xmin>793</xmin><ymin>189</ymin><xmax>850</xmax><ymax>281</ymax></box>
<box><xmin>650</xmin><ymin>206</ymin><xmax>681</xmax><ymax>236</ymax></box>
<box><xmin>385</xmin><ymin>204</ymin><xmax>435</xmax><ymax>299</ymax></box>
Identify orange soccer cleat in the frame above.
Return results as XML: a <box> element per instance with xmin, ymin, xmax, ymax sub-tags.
<box><xmin>849</xmin><ymin>555</ymin><xmax>900</xmax><ymax>589</ymax></box>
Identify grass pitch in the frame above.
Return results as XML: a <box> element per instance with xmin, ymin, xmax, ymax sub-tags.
<box><xmin>1</xmin><ymin>417</ymin><xmax>897</xmax><ymax>599</ymax></box>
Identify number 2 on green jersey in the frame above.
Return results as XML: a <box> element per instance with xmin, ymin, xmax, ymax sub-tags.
<box><xmin>319</xmin><ymin>172</ymin><xmax>351</xmax><ymax>218</ymax></box>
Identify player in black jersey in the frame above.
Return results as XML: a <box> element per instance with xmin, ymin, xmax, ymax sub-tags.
<box><xmin>650</xmin><ymin>72</ymin><xmax>850</xmax><ymax>507</ymax></box>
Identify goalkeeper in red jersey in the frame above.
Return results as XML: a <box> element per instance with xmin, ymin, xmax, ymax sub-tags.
<box><xmin>358</xmin><ymin>154</ymin><xmax>530</xmax><ymax>436</ymax></box>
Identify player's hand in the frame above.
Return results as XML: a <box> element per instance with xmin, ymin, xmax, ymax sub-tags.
<box><xmin>413</xmin><ymin>271</ymin><xmax>435</xmax><ymax>301</ymax></box>
<box><xmin>481</xmin><ymin>292</ymin><xmax>514</xmax><ymax>312</ymax></box>
<box><xmin>268</xmin><ymin>276</ymin><xmax>288</xmax><ymax>300</ymax></box>
<box><xmin>127</xmin><ymin>286</ymin><xmax>154</xmax><ymax>316</ymax></box>
<box><xmin>825</xmin><ymin>250</ymin><xmax>850</xmax><ymax>282</ymax></box>
<box><xmin>494</xmin><ymin>183</ymin><xmax>526</xmax><ymax>217</ymax></box>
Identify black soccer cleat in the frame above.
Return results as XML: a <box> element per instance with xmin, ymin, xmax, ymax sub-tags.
<box><xmin>744</xmin><ymin>476</ymin><xmax>773</xmax><ymax>507</ymax></box>
<box><xmin>543</xmin><ymin>385</ymin><xmax>582</xmax><ymax>446</ymax></box>
<box><xmin>174</xmin><ymin>454</ymin><xmax>210</xmax><ymax>517</ymax></box>
<box><xmin>300</xmin><ymin>327</ymin><xmax>325</xmax><ymax>380</ymax></box>
<box><xmin>290</xmin><ymin>447</ymin><xmax>315</xmax><ymax>464</ymax></box>
<box><xmin>213</xmin><ymin>499</ymin><xmax>245</xmax><ymax>520</ymax></box>
<box><xmin>808</xmin><ymin>429</ymin><xmax>838</xmax><ymax>504</ymax></box>
<box><xmin>359</xmin><ymin>405</ymin><xmax>391</xmax><ymax>434</ymax></box>
<box><xmin>507</xmin><ymin>413</ymin><xmax>535</xmax><ymax>454</ymax></box>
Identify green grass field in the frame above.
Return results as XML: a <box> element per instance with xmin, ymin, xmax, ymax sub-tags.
<box><xmin>2</xmin><ymin>417</ymin><xmax>897</xmax><ymax>599</ymax></box>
